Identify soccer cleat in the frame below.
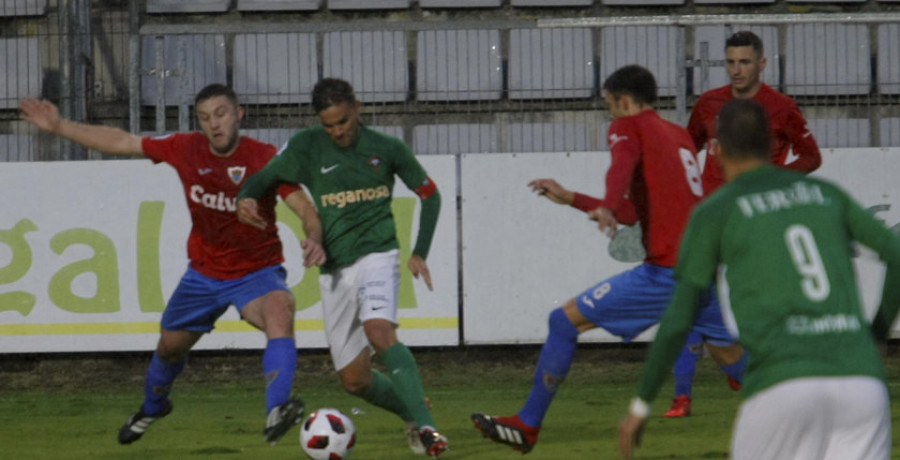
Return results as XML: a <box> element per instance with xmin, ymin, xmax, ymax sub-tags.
<box><xmin>727</xmin><ymin>376</ymin><xmax>743</xmax><ymax>391</ymax></box>
<box><xmin>117</xmin><ymin>400</ymin><xmax>173</xmax><ymax>445</ymax></box>
<box><xmin>264</xmin><ymin>398</ymin><xmax>305</xmax><ymax>445</ymax></box>
<box><xmin>406</xmin><ymin>421</ymin><xmax>426</xmax><ymax>454</ymax></box>
<box><xmin>418</xmin><ymin>425</ymin><xmax>449</xmax><ymax>457</ymax></box>
<box><xmin>471</xmin><ymin>413</ymin><xmax>538</xmax><ymax>454</ymax></box>
<box><xmin>663</xmin><ymin>395</ymin><xmax>692</xmax><ymax>418</ymax></box>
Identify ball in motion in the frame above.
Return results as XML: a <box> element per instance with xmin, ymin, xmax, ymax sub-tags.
<box><xmin>300</xmin><ymin>408</ymin><xmax>356</xmax><ymax>460</ymax></box>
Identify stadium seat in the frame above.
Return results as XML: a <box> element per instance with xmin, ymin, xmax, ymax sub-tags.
<box><xmin>420</xmin><ymin>0</ymin><xmax>502</xmax><ymax>6</ymax></box>
<box><xmin>233</xmin><ymin>33</ymin><xmax>317</xmax><ymax>104</ymax></box>
<box><xmin>691</xmin><ymin>26</ymin><xmax>778</xmax><ymax>94</ymax></box>
<box><xmin>323</xmin><ymin>31</ymin><xmax>409</xmax><ymax>103</ymax></box>
<box><xmin>507</xmin><ymin>123</ymin><xmax>591</xmax><ymax>152</ymax></box>
<box><xmin>602</xmin><ymin>0</ymin><xmax>684</xmax><ymax>6</ymax></box>
<box><xmin>327</xmin><ymin>0</ymin><xmax>411</xmax><ymax>9</ymax></box>
<box><xmin>368</xmin><ymin>125</ymin><xmax>404</xmax><ymax>140</ymax></box>
<box><xmin>0</xmin><ymin>37</ymin><xmax>41</xmax><ymax>109</ymax></box>
<box><xmin>509</xmin><ymin>28</ymin><xmax>594</xmax><ymax>100</ymax></box>
<box><xmin>140</xmin><ymin>34</ymin><xmax>227</xmax><ymax>106</ymax></box>
<box><xmin>880</xmin><ymin>118</ymin><xmax>900</xmax><ymax>148</ymax></box>
<box><xmin>600</xmin><ymin>26</ymin><xmax>680</xmax><ymax>97</ymax></box>
<box><xmin>694</xmin><ymin>0</ymin><xmax>773</xmax><ymax>4</ymax></box>
<box><xmin>240</xmin><ymin>129</ymin><xmax>296</xmax><ymax>149</ymax></box>
<box><xmin>784</xmin><ymin>24</ymin><xmax>870</xmax><ymax>96</ymax></box>
<box><xmin>146</xmin><ymin>0</ymin><xmax>230</xmax><ymax>13</ymax></box>
<box><xmin>236</xmin><ymin>0</ymin><xmax>322</xmax><ymax>11</ymax></box>
<box><xmin>0</xmin><ymin>134</ymin><xmax>35</xmax><ymax>162</ymax></box>
<box><xmin>413</xmin><ymin>124</ymin><xmax>497</xmax><ymax>155</ymax></box>
<box><xmin>510</xmin><ymin>0</ymin><xmax>594</xmax><ymax>5</ymax></box>
<box><xmin>807</xmin><ymin>118</ymin><xmax>871</xmax><ymax>148</ymax></box>
<box><xmin>417</xmin><ymin>29</ymin><xmax>502</xmax><ymax>101</ymax></box>
<box><xmin>0</xmin><ymin>0</ymin><xmax>47</xmax><ymax>16</ymax></box>
<box><xmin>878</xmin><ymin>24</ymin><xmax>900</xmax><ymax>94</ymax></box>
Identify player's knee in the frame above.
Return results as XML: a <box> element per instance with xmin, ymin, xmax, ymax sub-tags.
<box><xmin>548</xmin><ymin>307</ymin><xmax>579</xmax><ymax>340</ymax></box>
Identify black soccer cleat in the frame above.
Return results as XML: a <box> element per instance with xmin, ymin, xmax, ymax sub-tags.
<box><xmin>118</xmin><ymin>401</ymin><xmax>173</xmax><ymax>445</ymax></box>
<box><xmin>264</xmin><ymin>398</ymin><xmax>305</xmax><ymax>445</ymax></box>
<box><xmin>471</xmin><ymin>413</ymin><xmax>538</xmax><ymax>454</ymax></box>
<box><xmin>418</xmin><ymin>425</ymin><xmax>449</xmax><ymax>457</ymax></box>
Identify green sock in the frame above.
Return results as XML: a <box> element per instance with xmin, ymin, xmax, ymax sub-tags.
<box><xmin>361</xmin><ymin>370</ymin><xmax>413</xmax><ymax>422</ymax></box>
<box><xmin>380</xmin><ymin>343</ymin><xmax>435</xmax><ymax>428</ymax></box>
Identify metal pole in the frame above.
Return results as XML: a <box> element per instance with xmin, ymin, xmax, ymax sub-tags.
<box><xmin>57</xmin><ymin>0</ymin><xmax>73</xmax><ymax>160</ymax></box>
<box><xmin>177</xmin><ymin>37</ymin><xmax>189</xmax><ymax>132</ymax></box>
<box><xmin>154</xmin><ymin>35</ymin><xmax>166</xmax><ymax>135</ymax></box>
<box><xmin>128</xmin><ymin>0</ymin><xmax>141</xmax><ymax>134</ymax></box>
<box><xmin>676</xmin><ymin>27</ymin><xmax>687</xmax><ymax>125</ymax></box>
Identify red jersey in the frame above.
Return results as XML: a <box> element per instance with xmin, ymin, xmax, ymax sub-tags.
<box><xmin>688</xmin><ymin>83</ymin><xmax>821</xmax><ymax>192</ymax></box>
<box><xmin>142</xmin><ymin>132</ymin><xmax>300</xmax><ymax>280</ymax></box>
<box><xmin>572</xmin><ymin>111</ymin><xmax>704</xmax><ymax>267</ymax></box>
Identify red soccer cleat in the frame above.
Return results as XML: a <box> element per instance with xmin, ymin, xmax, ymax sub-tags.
<box><xmin>663</xmin><ymin>395</ymin><xmax>691</xmax><ymax>418</ymax></box>
<box><xmin>471</xmin><ymin>413</ymin><xmax>539</xmax><ymax>454</ymax></box>
<box><xmin>727</xmin><ymin>376</ymin><xmax>743</xmax><ymax>391</ymax></box>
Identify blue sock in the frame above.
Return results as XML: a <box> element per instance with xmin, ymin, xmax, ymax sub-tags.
<box><xmin>673</xmin><ymin>331</ymin><xmax>703</xmax><ymax>398</ymax></box>
<box><xmin>263</xmin><ymin>337</ymin><xmax>297</xmax><ymax>413</ymax></box>
<box><xmin>518</xmin><ymin>308</ymin><xmax>579</xmax><ymax>428</ymax></box>
<box><xmin>142</xmin><ymin>351</ymin><xmax>185</xmax><ymax>415</ymax></box>
<box><xmin>718</xmin><ymin>349</ymin><xmax>747</xmax><ymax>384</ymax></box>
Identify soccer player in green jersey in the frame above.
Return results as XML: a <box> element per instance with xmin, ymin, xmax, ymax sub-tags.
<box><xmin>618</xmin><ymin>99</ymin><xmax>900</xmax><ymax>459</ymax></box>
<box><xmin>236</xmin><ymin>78</ymin><xmax>447</xmax><ymax>457</ymax></box>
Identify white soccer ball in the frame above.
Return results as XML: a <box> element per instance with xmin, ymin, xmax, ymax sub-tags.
<box><xmin>300</xmin><ymin>408</ymin><xmax>356</xmax><ymax>460</ymax></box>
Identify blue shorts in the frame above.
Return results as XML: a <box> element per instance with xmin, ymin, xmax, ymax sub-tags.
<box><xmin>575</xmin><ymin>263</ymin><xmax>735</xmax><ymax>344</ymax></box>
<box><xmin>161</xmin><ymin>265</ymin><xmax>290</xmax><ymax>332</ymax></box>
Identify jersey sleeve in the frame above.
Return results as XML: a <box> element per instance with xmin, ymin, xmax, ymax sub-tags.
<box><xmin>781</xmin><ymin>104</ymin><xmax>822</xmax><ymax>173</ymax></box>
<box><xmin>239</xmin><ymin>139</ymin><xmax>305</xmax><ymax>200</ymax></box>
<box><xmin>601</xmin><ymin>120</ymin><xmax>642</xmax><ymax>215</ymax></box>
<box><xmin>391</xmin><ymin>140</ymin><xmax>441</xmax><ymax>258</ymax></box>
<box><xmin>141</xmin><ymin>133</ymin><xmax>190</xmax><ymax>166</ymax></box>
<box><xmin>686</xmin><ymin>101</ymin><xmax>709</xmax><ymax>152</ymax></box>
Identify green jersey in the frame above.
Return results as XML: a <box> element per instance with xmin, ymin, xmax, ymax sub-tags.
<box><xmin>638</xmin><ymin>165</ymin><xmax>900</xmax><ymax>401</ymax></box>
<box><xmin>239</xmin><ymin>125</ymin><xmax>440</xmax><ymax>273</ymax></box>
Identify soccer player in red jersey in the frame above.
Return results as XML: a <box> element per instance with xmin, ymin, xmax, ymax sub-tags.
<box><xmin>665</xmin><ymin>31</ymin><xmax>823</xmax><ymax>419</ymax></box>
<box><xmin>471</xmin><ymin>65</ymin><xmax>743</xmax><ymax>454</ymax></box>
<box><xmin>19</xmin><ymin>84</ymin><xmax>326</xmax><ymax>446</ymax></box>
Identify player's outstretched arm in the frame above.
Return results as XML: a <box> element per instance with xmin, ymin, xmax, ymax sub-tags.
<box><xmin>283</xmin><ymin>190</ymin><xmax>326</xmax><ymax>268</ymax></box>
<box><xmin>528</xmin><ymin>178</ymin><xmax>574</xmax><ymax>205</ymax></box>
<box><xmin>19</xmin><ymin>98</ymin><xmax>144</xmax><ymax>156</ymax></box>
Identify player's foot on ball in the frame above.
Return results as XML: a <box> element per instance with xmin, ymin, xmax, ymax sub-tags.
<box><xmin>663</xmin><ymin>395</ymin><xmax>692</xmax><ymax>418</ymax></box>
<box><xmin>264</xmin><ymin>398</ymin><xmax>305</xmax><ymax>445</ymax></box>
<box><xmin>117</xmin><ymin>400</ymin><xmax>173</xmax><ymax>445</ymax></box>
<box><xmin>418</xmin><ymin>425</ymin><xmax>449</xmax><ymax>457</ymax></box>
<box><xmin>406</xmin><ymin>421</ymin><xmax>426</xmax><ymax>454</ymax></box>
<box><xmin>727</xmin><ymin>376</ymin><xmax>743</xmax><ymax>391</ymax></box>
<box><xmin>471</xmin><ymin>413</ymin><xmax>538</xmax><ymax>454</ymax></box>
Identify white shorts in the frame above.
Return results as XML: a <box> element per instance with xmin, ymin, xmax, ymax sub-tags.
<box><xmin>318</xmin><ymin>249</ymin><xmax>400</xmax><ymax>371</ymax></box>
<box><xmin>731</xmin><ymin>376</ymin><xmax>890</xmax><ymax>460</ymax></box>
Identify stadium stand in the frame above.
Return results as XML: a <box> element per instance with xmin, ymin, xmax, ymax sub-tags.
<box><xmin>0</xmin><ymin>0</ymin><xmax>46</xmax><ymax>16</ymax></box>
<box><xmin>140</xmin><ymin>34</ymin><xmax>227</xmax><ymax>106</ymax></box>
<box><xmin>784</xmin><ymin>23</ymin><xmax>870</xmax><ymax>96</ymax></box>
<box><xmin>509</xmin><ymin>28</ymin><xmax>594</xmax><ymax>100</ymax></box>
<box><xmin>326</xmin><ymin>0</ymin><xmax>412</xmax><ymax>9</ymax></box>
<box><xmin>369</xmin><ymin>126</ymin><xmax>405</xmax><ymax>140</ymax></box>
<box><xmin>233</xmin><ymin>33</ymin><xmax>318</xmax><ymax>105</ymax></box>
<box><xmin>881</xmin><ymin>119</ymin><xmax>900</xmax><ymax>148</ymax></box>
<box><xmin>600</xmin><ymin>26</ymin><xmax>680</xmax><ymax>97</ymax></box>
<box><xmin>808</xmin><ymin>118</ymin><xmax>871</xmax><ymax>148</ymax></box>
<box><xmin>146</xmin><ymin>0</ymin><xmax>229</xmax><ymax>13</ymax></box>
<box><xmin>0</xmin><ymin>37</ymin><xmax>41</xmax><ymax>110</ymax></box>
<box><xmin>419</xmin><ymin>0</ymin><xmax>503</xmax><ymax>7</ymax></box>
<box><xmin>510</xmin><ymin>0</ymin><xmax>594</xmax><ymax>5</ymax></box>
<box><xmin>878</xmin><ymin>24</ymin><xmax>900</xmax><ymax>95</ymax></box>
<box><xmin>0</xmin><ymin>134</ymin><xmax>34</xmax><ymax>161</ymax></box>
<box><xmin>603</xmin><ymin>0</ymin><xmax>685</xmax><ymax>6</ymax></box>
<box><xmin>236</xmin><ymin>0</ymin><xmax>322</xmax><ymax>11</ymax></box>
<box><xmin>323</xmin><ymin>31</ymin><xmax>409</xmax><ymax>103</ymax></box>
<box><xmin>413</xmin><ymin>124</ymin><xmax>498</xmax><ymax>155</ymax></box>
<box><xmin>416</xmin><ymin>29</ymin><xmax>503</xmax><ymax>101</ymax></box>
<box><xmin>507</xmin><ymin>123</ymin><xmax>591</xmax><ymax>152</ymax></box>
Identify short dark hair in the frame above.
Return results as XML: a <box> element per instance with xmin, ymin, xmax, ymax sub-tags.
<box><xmin>601</xmin><ymin>65</ymin><xmax>657</xmax><ymax>106</ymax></box>
<box><xmin>194</xmin><ymin>83</ymin><xmax>239</xmax><ymax>108</ymax></box>
<box><xmin>312</xmin><ymin>78</ymin><xmax>357</xmax><ymax>113</ymax></box>
<box><xmin>715</xmin><ymin>99</ymin><xmax>770</xmax><ymax>161</ymax></box>
<box><xmin>725</xmin><ymin>31</ymin><xmax>764</xmax><ymax>57</ymax></box>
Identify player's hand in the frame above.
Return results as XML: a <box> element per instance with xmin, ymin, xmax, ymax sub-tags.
<box><xmin>236</xmin><ymin>198</ymin><xmax>267</xmax><ymax>230</ymax></box>
<box><xmin>588</xmin><ymin>207</ymin><xmax>618</xmax><ymax>238</ymax></box>
<box><xmin>301</xmin><ymin>239</ymin><xmax>326</xmax><ymax>268</ymax></box>
<box><xmin>528</xmin><ymin>178</ymin><xmax>574</xmax><ymax>205</ymax></box>
<box><xmin>408</xmin><ymin>254</ymin><xmax>433</xmax><ymax>291</ymax></box>
<box><xmin>19</xmin><ymin>98</ymin><xmax>62</xmax><ymax>133</ymax></box>
<box><xmin>618</xmin><ymin>413</ymin><xmax>647</xmax><ymax>459</ymax></box>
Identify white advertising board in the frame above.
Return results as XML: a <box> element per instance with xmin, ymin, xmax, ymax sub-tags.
<box><xmin>0</xmin><ymin>156</ymin><xmax>459</xmax><ymax>352</ymax></box>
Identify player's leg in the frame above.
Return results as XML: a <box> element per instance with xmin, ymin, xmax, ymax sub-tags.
<box><xmin>119</xmin><ymin>267</ymin><xmax>223</xmax><ymax>445</ymax></box>
<box><xmin>665</xmin><ymin>331</ymin><xmax>703</xmax><ymax>418</ymax></box>
<box><xmin>694</xmin><ymin>286</ymin><xmax>746</xmax><ymax>389</ymax></box>
<box><xmin>235</xmin><ymin>265</ymin><xmax>303</xmax><ymax>444</ymax></box>
<box><xmin>822</xmin><ymin>376</ymin><xmax>890</xmax><ymax>460</ymax></box>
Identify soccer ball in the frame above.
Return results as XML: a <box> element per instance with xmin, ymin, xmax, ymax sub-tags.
<box><xmin>300</xmin><ymin>408</ymin><xmax>356</xmax><ymax>460</ymax></box>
